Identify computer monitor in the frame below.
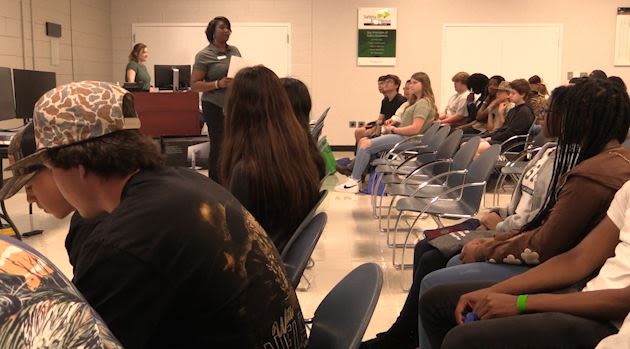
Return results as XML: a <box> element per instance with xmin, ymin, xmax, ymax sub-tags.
<box><xmin>160</xmin><ymin>135</ymin><xmax>208</xmax><ymax>168</ymax></box>
<box><xmin>0</xmin><ymin>67</ymin><xmax>16</xmax><ymax>121</ymax></box>
<box><xmin>13</xmin><ymin>69</ymin><xmax>56</xmax><ymax>119</ymax></box>
<box><xmin>154</xmin><ymin>65</ymin><xmax>191</xmax><ymax>90</ymax></box>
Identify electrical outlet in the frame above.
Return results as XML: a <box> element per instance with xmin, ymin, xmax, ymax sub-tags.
<box><xmin>580</xmin><ymin>72</ymin><xmax>588</xmax><ymax>77</ymax></box>
<box><xmin>357</xmin><ymin>121</ymin><xmax>366</xmax><ymax>127</ymax></box>
<box><xmin>567</xmin><ymin>72</ymin><xmax>574</xmax><ymax>80</ymax></box>
<box><xmin>349</xmin><ymin>121</ymin><xmax>357</xmax><ymax>128</ymax></box>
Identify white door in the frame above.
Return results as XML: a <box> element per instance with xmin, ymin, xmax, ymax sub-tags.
<box><xmin>132</xmin><ymin>22</ymin><xmax>291</xmax><ymax>84</ymax></box>
<box><xmin>441</xmin><ymin>24</ymin><xmax>563</xmax><ymax>109</ymax></box>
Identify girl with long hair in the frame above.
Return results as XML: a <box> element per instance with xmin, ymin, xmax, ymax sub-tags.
<box><xmin>221</xmin><ymin>66</ymin><xmax>320</xmax><ymax>251</ymax></box>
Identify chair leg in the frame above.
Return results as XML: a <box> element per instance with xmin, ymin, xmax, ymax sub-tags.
<box><xmin>370</xmin><ymin>172</ymin><xmax>381</xmax><ymax>215</ymax></box>
<box><xmin>384</xmin><ymin>194</ymin><xmax>398</xmax><ymax>235</ymax></box>
<box><xmin>377</xmin><ymin>190</ymin><xmax>390</xmax><ymax>230</ymax></box>
<box><xmin>386</xmin><ymin>196</ymin><xmax>401</xmax><ymax>246</ymax></box>
<box><xmin>371</xmin><ymin>172</ymin><xmax>385</xmax><ymax>217</ymax></box>
<box><xmin>393</xmin><ymin>211</ymin><xmax>423</xmax><ymax>268</ymax></box>
<box><xmin>0</xmin><ymin>201</ymin><xmax>21</xmax><ymax>240</ymax></box>
<box><xmin>431</xmin><ymin>215</ymin><xmax>444</xmax><ymax>228</ymax></box>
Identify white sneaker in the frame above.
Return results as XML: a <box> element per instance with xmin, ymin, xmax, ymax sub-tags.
<box><xmin>335</xmin><ymin>178</ymin><xmax>360</xmax><ymax>193</ymax></box>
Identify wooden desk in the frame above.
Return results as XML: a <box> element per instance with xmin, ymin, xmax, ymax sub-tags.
<box><xmin>133</xmin><ymin>91</ymin><xmax>201</xmax><ymax>137</ymax></box>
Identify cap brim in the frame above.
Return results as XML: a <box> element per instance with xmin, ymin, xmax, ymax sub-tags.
<box><xmin>5</xmin><ymin>148</ymin><xmax>47</xmax><ymax>172</ymax></box>
<box><xmin>0</xmin><ymin>171</ymin><xmax>37</xmax><ymax>201</ymax></box>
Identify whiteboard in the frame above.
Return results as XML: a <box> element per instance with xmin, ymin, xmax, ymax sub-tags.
<box><xmin>441</xmin><ymin>24</ymin><xmax>563</xmax><ymax>109</ymax></box>
<box><xmin>132</xmin><ymin>22</ymin><xmax>291</xmax><ymax>84</ymax></box>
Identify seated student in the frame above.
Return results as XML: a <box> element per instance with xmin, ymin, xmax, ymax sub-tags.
<box><xmin>355</xmin><ymin>75</ymin><xmax>407</xmax><ymax>141</ymax></box>
<box><xmin>337</xmin><ymin>80</ymin><xmax>412</xmax><ymax>177</ymax></box>
<box><xmin>483</xmin><ymin>80</ymin><xmax>514</xmax><ymax>132</ymax></box>
<box><xmin>457</xmin><ymin>73</ymin><xmax>489</xmax><ymax>133</ymax></box>
<box><xmin>463</xmin><ymin>73</ymin><xmax>489</xmax><ymax>124</ymax></box>
<box><xmin>0</xmin><ymin>124</ymin><xmax>122</xmax><ymax>348</ymax></box>
<box><xmin>361</xmin><ymin>137</ymin><xmax>557</xmax><ymax>348</ymax></box>
<box><xmin>527</xmin><ymin>75</ymin><xmax>548</xmax><ymax>123</ymax></box>
<box><xmin>8</xmin><ymin>81</ymin><xmax>308</xmax><ymax>349</ymax></box>
<box><xmin>459</xmin><ymin>76</ymin><xmax>508</xmax><ymax>135</ymax></box>
<box><xmin>280</xmin><ymin>77</ymin><xmax>326</xmax><ymax>179</ymax></box>
<box><xmin>473</xmin><ymin>79</ymin><xmax>535</xmax><ymax>157</ymax></box>
<box><xmin>335</xmin><ymin>72</ymin><xmax>438</xmax><ymax>193</ymax></box>
<box><xmin>415</xmin><ymin>78</ymin><xmax>630</xmax><ymax>349</ymax></box>
<box><xmin>222</xmin><ymin>66</ymin><xmax>320</xmax><ymax>251</ymax></box>
<box><xmin>420</xmin><ymin>179</ymin><xmax>630</xmax><ymax>349</ymax></box>
<box><xmin>438</xmin><ymin>72</ymin><xmax>470</xmax><ymax>126</ymax></box>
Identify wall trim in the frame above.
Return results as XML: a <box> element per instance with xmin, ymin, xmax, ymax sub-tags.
<box><xmin>331</xmin><ymin>145</ymin><xmax>355</xmax><ymax>151</ymax></box>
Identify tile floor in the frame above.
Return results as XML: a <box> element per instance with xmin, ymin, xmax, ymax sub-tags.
<box><xmin>2</xmin><ymin>159</ymin><xmax>511</xmax><ymax>343</ymax></box>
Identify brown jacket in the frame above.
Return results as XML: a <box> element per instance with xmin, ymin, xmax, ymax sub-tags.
<box><xmin>475</xmin><ymin>146</ymin><xmax>630</xmax><ymax>265</ymax></box>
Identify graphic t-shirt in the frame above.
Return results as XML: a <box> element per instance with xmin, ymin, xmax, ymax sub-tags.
<box><xmin>66</xmin><ymin>167</ymin><xmax>308</xmax><ymax>349</ymax></box>
<box><xmin>0</xmin><ymin>234</ymin><xmax>122</xmax><ymax>348</ymax></box>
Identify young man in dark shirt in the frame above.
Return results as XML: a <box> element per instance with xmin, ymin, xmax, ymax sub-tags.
<box><xmin>8</xmin><ymin>81</ymin><xmax>307</xmax><ymax>349</ymax></box>
<box><xmin>355</xmin><ymin>74</ymin><xmax>407</xmax><ymax>142</ymax></box>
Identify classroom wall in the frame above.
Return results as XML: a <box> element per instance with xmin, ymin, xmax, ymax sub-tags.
<box><xmin>109</xmin><ymin>0</ymin><xmax>313</xmax><ymax>85</ymax></box>
<box><xmin>0</xmin><ymin>0</ymin><xmax>112</xmax><ymax>85</ymax></box>
<box><xmin>312</xmin><ymin>0</ymin><xmax>630</xmax><ymax>145</ymax></box>
<box><xmin>5</xmin><ymin>0</ymin><xmax>630</xmax><ymax>145</ymax></box>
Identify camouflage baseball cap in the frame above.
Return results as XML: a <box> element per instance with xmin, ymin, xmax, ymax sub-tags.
<box><xmin>0</xmin><ymin>123</ymin><xmax>43</xmax><ymax>200</ymax></box>
<box><xmin>6</xmin><ymin>81</ymin><xmax>136</xmax><ymax>172</ymax></box>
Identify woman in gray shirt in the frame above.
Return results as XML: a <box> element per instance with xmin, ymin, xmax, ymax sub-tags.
<box><xmin>191</xmin><ymin>16</ymin><xmax>241</xmax><ymax>181</ymax></box>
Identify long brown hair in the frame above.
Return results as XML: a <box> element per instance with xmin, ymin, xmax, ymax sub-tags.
<box><xmin>221</xmin><ymin>66</ymin><xmax>320</xmax><ymax>242</ymax></box>
<box><xmin>405</xmin><ymin>72</ymin><xmax>438</xmax><ymax>115</ymax></box>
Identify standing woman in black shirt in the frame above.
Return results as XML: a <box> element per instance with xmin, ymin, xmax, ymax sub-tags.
<box><xmin>191</xmin><ymin>16</ymin><xmax>241</xmax><ymax>181</ymax></box>
<box><xmin>221</xmin><ymin>66</ymin><xmax>321</xmax><ymax>252</ymax></box>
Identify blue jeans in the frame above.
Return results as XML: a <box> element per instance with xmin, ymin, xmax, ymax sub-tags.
<box><xmin>351</xmin><ymin>134</ymin><xmax>405</xmax><ymax>180</ymax></box>
<box><xmin>417</xmin><ymin>261</ymin><xmax>532</xmax><ymax>349</ymax></box>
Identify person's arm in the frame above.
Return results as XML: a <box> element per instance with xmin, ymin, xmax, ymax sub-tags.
<box><xmin>126</xmin><ymin>69</ymin><xmax>136</xmax><ymax>83</ymax></box>
<box><xmin>376</xmin><ymin>113</ymin><xmax>386</xmax><ymax>125</ymax></box>
<box><xmin>191</xmin><ymin>69</ymin><xmax>228</xmax><ymax>93</ymax></box>
<box><xmin>389</xmin><ymin>117</ymin><xmax>424</xmax><ymax>136</ymax></box>
<box><xmin>439</xmin><ymin>114</ymin><xmax>465</xmax><ymax>125</ymax></box>
<box><xmin>473</xmin><ymin>176</ymin><xmax>615</xmax><ymax>264</ymax></box>
<box><xmin>490</xmin><ymin>105</ymin><xmax>531</xmax><ymax>143</ymax></box>
<box><xmin>526</xmin><ymin>287</ymin><xmax>630</xmax><ymax>320</ymax></box>
<box><xmin>475</xmin><ymin>97</ymin><xmax>494</xmax><ymax>122</ymax></box>
<box><xmin>75</xmin><ymin>247</ymin><xmax>173</xmax><ymax>348</ymax></box>
<box><xmin>455</xmin><ymin>215</ymin><xmax>620</xmax><ymax>323</ymax></box>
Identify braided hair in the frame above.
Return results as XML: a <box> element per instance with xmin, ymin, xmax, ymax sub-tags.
<box><xmin>521</xmin><ymin>78</ymin><xmax>630</xmax><ymax>231</ymax></box>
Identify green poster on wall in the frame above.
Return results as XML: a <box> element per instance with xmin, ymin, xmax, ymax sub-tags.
<box><xmin>357</xmin><ymin>8</ymin><xmax>397</xmax><ymax>66</ymax></box>
<box><xmin>358</xmin><ymin>29</ymin><xmax>396</xmax><ymax>57</ymax></box>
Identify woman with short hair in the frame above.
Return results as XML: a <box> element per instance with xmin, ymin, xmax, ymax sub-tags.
<box><xmin>191</xmin><ymin>16</ymin><xmax>241</xmax><ymax>181</ymax></box>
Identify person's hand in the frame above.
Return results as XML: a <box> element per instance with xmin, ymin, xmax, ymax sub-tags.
<box><xmin>460</xmin><ymin>238</ymin><xmax>493</xmax><ymax>263</ymax></box>
<box><xmin>384</xmin><ymin>119</ymin><xmax>395</xmax><ymax>126</ymax></box>
<box><xmin>455</xmin><ymin>288</ymin><xmax>492</xmax><ymax>324</ymax></box>
<box><xmin>218</xmin><ymin>77</ymin><xmax>232</xmax><ymax>89</ymax></box>
<box><xmin>498</xmin><ymin>102</ymin><xmax>508</xmax><ymax>114</ymax></box>
<box><xmin>473</xmin><ymin>293</ymin><xmax>520</xmax><ymax>320</ymax></box>
<box><xmin>383</xmin><ymin>125</ymin><xmax>395</xmax><ymax>134</ymax></box>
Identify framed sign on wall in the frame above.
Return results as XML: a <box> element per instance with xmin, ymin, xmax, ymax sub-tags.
<box><xmin>357</xmin><ymin>8</ymin><xmax>397</xmax><ymax>66</ymax></box>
